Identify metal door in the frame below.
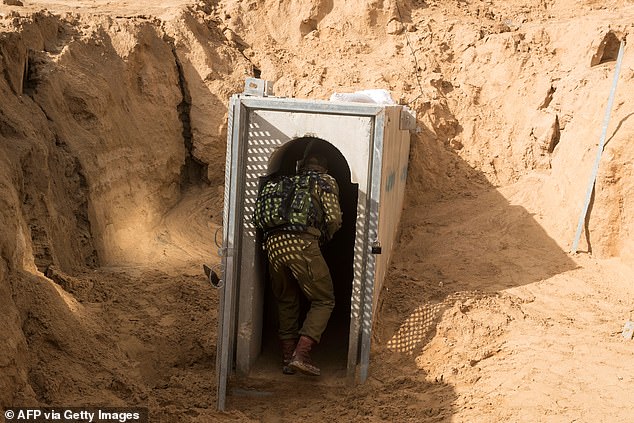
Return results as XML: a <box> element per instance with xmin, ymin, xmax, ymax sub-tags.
<box><xmin>215</xmin><ymin>95</ymin><xmax>245</xmax><ymax>411</ymax></box>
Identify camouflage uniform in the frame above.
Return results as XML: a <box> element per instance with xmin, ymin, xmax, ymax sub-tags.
<box><xmin>264</xmin><ymin>171</ymin><xmax>342</xmax><ymax>343</ymax></box>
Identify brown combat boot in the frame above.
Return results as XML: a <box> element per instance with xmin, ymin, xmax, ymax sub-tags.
<box><xmin>289</xmin><ymin>335</ymin><xmax>320</xmax><ymax>376</ymax></box>
<box><xmin>280</xmin><ymin>338</ymin><xmax>297</xmax><ymax>375</ymax></box>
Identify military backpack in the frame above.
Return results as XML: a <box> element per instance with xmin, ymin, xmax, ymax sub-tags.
<box><xmin>252</xmin><ymin>171</ymin><xmax>332</xmax><ymax>235</ymax></box>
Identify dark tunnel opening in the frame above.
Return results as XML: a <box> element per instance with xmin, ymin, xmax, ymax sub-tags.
<box><xmin>258</xmin><ymin>136</ymin><xmax>357</xmax><ymax>375</ymax></box>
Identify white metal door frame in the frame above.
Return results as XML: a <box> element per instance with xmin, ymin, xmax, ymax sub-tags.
<box><xmin>216</xmin><ymin>95</ymin><xmax>386</xmax><ymax>410</ymax></box>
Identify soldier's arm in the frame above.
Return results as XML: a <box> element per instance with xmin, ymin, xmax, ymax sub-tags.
<box><xmin>320</xmin><ymin>175</ymin><xmax>342</xmax><ymax>240</ymax></box>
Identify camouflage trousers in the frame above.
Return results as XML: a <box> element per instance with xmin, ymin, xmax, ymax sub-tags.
<box><xmin>264</xmin><ymin>231</ymin><xmax>335</xmax><ymax>343</ymax></box>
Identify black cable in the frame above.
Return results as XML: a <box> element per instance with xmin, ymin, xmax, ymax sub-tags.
<box><xmin>395</xmin><ymin>2</ymin><xmax>426</xmax><ymax>105</ymax></box>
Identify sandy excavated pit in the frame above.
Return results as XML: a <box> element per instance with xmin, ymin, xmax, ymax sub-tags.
<box><xmin>1</xmin><ymin>0</ymin><xmax>634</xmax><ymax>421</ymax></box>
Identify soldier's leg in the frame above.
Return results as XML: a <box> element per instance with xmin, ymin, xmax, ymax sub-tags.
<box><xmin>269</xmin><ymin>260</ymin><xmax>300</xmax><ymax>340</ymax></box>
<box><xmin>291</xmin><ymin>239</ymin><xmax>335</xmax><ymax>343</ymax></box>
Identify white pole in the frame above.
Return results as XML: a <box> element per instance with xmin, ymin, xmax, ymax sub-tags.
<box><xmin>571</xmin><ymin>38</ymin><xmax>626</xmax><ymax>254</ymax></box>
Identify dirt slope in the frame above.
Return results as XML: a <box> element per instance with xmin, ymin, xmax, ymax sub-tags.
<box><xmin>1</xmin><ymin>0</ymin><xmax>634</xmax><ymax>422</ymax></box>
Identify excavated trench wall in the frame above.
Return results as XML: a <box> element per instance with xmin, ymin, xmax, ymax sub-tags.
<box><xmin>221</xmin><ymin>0</ymin><xmax>634</xmax><ymax>263</ymax></box>
<box><xmin>0</xmin><ymin>11</ymin><xmax>250</xmax><ymax>406</ymax></box>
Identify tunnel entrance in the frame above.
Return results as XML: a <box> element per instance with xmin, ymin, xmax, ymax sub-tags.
<box><xmin>217</xmin><ymin>89</ymin><xmax>414</xmax><ymax>409</ymax></box>
<box><xmin>257</xmin><ymin>137</ymin><xmax>358</xmax><ymax>375</ymax></box>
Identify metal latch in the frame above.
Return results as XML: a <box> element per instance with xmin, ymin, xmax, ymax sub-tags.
<box><xmin>400</xmin><ymin>106</ymin><xmax>417</xmax><ymax>131</ymax></box>
<box><xmin>371</xmin><ymin>240</ymin><xmax>382</xmax><ymax>255</ymax></box>
<box><xmin>203</xmin><ymin>264</ymin><xmax>224</xmax><ymax>288</ymax></box>
<box><xmin>243</xmin><ymin>78</ymin><xmax>274</xmax><ymax>97</ymax></box>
